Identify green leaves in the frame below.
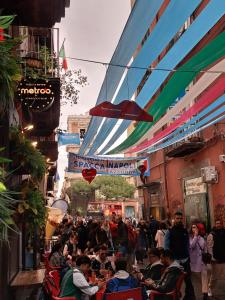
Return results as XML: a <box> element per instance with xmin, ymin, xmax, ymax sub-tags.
<box><xmin>70</xmin><ymin>175</ymin><xmax>135</xmax><ymax>200</ymax></box>
<box><xmin>0</xmin><ymin>26</ymin><xmax>22</xmax><ymax>113</ymax></box>
<box><xmin>9</xmin><ymin>127</ymin><xmax>46</xmax><ymax>181</ymax></box>
<box><xmin>0</xmin><ymin>15</ymin><xmax>15</xmax><ymax>29</ymax></box>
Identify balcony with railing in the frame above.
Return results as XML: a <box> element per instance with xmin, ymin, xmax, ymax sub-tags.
<box><xmin>166</xmin><ymin>132</ymin><xmax>205</xmax><ymax>158</ymax></box>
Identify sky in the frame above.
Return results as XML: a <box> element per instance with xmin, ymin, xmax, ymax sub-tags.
<box><xmin>57</xmin><ymin>0</ymin><xmax>131</xmax><ymax>129</ymax></box>
<box><xmin>55</xmin><ymin>0</ymin><xmax>131</xmax><ymax>196</ymax></box>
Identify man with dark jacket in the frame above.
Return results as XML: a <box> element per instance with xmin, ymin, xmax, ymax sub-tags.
<box><xmin>207</xmin><ymin>219</ymin><xmax>225</xmax><ymax>297</ymax></box>
<box><xmin>117</xmin><ymin>216</ymin><xmax>128</xmax><ymax>256</ymax></box>
<box><xmin>142</xmin><ymin>248</ymin><xmax>164</xmax><ymax>281</ymax></box>
<box><xmin>77</xmin><ymin>220</ymin><xmax>88</xmax><ymax>253</ymax></box>
<box><xmin>145</xmin><ymin>250</ymin><xmax>183</xmax><ymax>300</ymax></box>
<box><xmin>164</xmin><ymin>211</ymin><xmax>196</xmax><ymax>300</ymax></box>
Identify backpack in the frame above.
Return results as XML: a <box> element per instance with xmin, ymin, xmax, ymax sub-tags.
<box><xmin>109</xmin><ymin>276</ymin><xmax>137</xmax><ymax>292</ymax></box>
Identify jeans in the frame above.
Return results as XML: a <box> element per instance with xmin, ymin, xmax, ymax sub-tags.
<box><xmin>180</xmin><ymin>259</ymin><xmax>196</xmax><ymax>300</ymax></box>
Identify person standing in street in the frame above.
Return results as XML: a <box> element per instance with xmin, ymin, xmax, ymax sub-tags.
<box><xmin>164</xmin><ymin>211</ymin><xmax>196</xmax><ymax>300</ymax></box>
<box><xmin>207</xmin><ymin>219</ymin><xmax>225</xmax><ymax>297</ymax></box>
<box><xmin>189</xmin><ymin>223</ymin><xmax>209</xmax><ymax>300</ymax></box>
<box><xmin>116</xmin><ymin>216</ymin><xmax>128</xmax><ymax>256</ymax></box>
<box><xmin>155</xmin><ymin>221</ymin><xmax>168</xmax><ymax>249</ymax></box>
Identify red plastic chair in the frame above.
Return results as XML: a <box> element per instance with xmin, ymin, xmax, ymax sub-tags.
<box><xmin>52</xmin><ymin>296</ymin><xmax>77</xmax><ymax>300</ymax></box>
<box><xmin>149</xmin><ymin>272</ymin><xmax>186</xmax><ymax>300</ymax></box>
<box><xmin>49</xmin><ymin>270</ymin><xmax>61</xmax><ymax>290</ymax></box>
<box><xmin>43</xmin><ymin>253</ymin><xmax>62</xmax><ymax>274</ymax></box>
<box><xmin>105</xmin><ymin>287</ymin><xmax>142</xmax><ymax>300</ymax></box>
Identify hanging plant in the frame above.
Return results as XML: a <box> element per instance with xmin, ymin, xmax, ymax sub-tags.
<box><xmin>0</xmin><ymin>15</ymin><xmax>22</xmax><ymax>114</ymax></box>
<box><xmin>15</xmin><ymin>180</ymin><xmax>46</xmax><ymax>233</ymax></box>
<box><xmin>9</xmin><ymin>127</ymin><xmax>46</xmax><ymax>181</ymax></box>
<box><xmin>0</xmin><ymin>148</ymin><xmax>19</xmax><ymax>241</ymax></box>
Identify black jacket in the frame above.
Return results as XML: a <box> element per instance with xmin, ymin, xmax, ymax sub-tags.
<box><xmin>143</xmin><ymin>262</ymin><xmax>164</xmax><ymax>280</ymax></box>
<box><xmin>117</xmin><ymin>221</ymin><xmax>128</xmax><ymax>247</ymax></box>
<box><xmin>150</xmin><ymin>261</ymin><xmax>183</xmax><ymax>300</ymax></box>
<box><xmin>167</xmin><ymin>225</ymin><xmax>189</xmax><ymax>260</ymax></box>
<box><xmin>211</xmin><ymin>228</ymin><xmax>225</xmax><ymax>262</ymax></box>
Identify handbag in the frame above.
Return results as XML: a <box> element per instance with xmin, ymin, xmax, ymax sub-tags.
<box><xmin>197</xmin><ymin>241</ymin><xmax>212</xmax><ymax>264</ymax></box>
<box><xmin>201</xmin><ymin>252</ymin><xmax>212</xmax><ymax>264</ymax></box>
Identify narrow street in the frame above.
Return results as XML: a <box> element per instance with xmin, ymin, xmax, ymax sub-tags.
<box><xmin>0</xmin><ymin>1</ymin><xmax>225</xmax><ymax>300</ymax></box>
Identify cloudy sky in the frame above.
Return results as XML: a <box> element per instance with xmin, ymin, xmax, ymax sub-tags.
<box><xmin>57</xmin><ymin>0</ymin><xmax>131</xmax><ymax>129</ymax></box>
<box><xmin>56</xmin><ymin>1</ymin><xmax>131</xmax><ymax>195</ymax></box>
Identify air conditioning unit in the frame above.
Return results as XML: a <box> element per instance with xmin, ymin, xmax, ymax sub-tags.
<box><xmin>201</xmin><ymin>166</ymin><xmax>218</xmax><ymax>183</ymax></box>
<box><xmin>219</xmin><ymin>154</ymin><xmax>225</xmax><ymax>162</ymax></box>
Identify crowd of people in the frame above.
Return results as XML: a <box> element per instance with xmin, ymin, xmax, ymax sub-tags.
<box><xmin>41</xmin><ymin>211</ymin><xmax>225</xmax><ymax>300</ymax></box>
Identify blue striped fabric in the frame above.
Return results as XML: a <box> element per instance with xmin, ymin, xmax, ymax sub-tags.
<box><xmin>87</xmin><ymin>0</ymin><xmax>201</xmax><ymax>155</ymax></box>
<box><xmin>79</xmin><ymin>0</ymin><xmax>164</xmax><ymax>154</ymax></box>
<box><xmin>99</xmin><ymin>0</ymin><xmax>225</xmax><ymax>155</ymax></box>
<box><xmin>147</xmin><ymin>94</ymin><xmax>225</xmax><ymax>153</ymax></box>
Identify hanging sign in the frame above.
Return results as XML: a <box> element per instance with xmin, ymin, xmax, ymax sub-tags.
<box><xmin>17</xmin><ymin>78</ymin><xmax>59</xmax><ymax>112</ymax></box>
<box><xmin>58</xmin><ymin>133</ymin><xmax>80</xmax><ymax>146</ymax></box>
<box><xmin>82</xmin><ymin>168</ymin><xmax>97</xmax><ymax>183</ymax></box>
<box><xmin>90</xmin><ymin>100</ymin><xmax>153</xmax><ymax>122</ymax></box>
<box><xmin>68</xmin><ymin>153</ymin><xmax>150</xmax><ymax>176</ymax></box>
<box><xmin>185</xmin><ymin>177</ymin><xmax>207</xmax><ymax>196</ymax></box>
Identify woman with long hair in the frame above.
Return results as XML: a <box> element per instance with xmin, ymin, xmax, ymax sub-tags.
<box><xmin>189</xmin><ymin>223</ymin><xmax>209</xmax><ymax>300</ymax></box>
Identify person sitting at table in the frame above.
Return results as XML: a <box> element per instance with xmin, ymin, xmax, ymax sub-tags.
<box><xmin>63</xmin><ymin>232</ymin><xmax>77</xmax><ymax>260</ymax></box>
<box><xmin>60</xmin><ymin>255</ymin><xmax>105</xmax><ymax>300</ymax></box>
<box><xmin>104</xmin><ymin>257</ymin><xmax>148</xmax><ymax>299</ymax></box>
<box><xmin>48</xmin><ymin>242</ymin><xmax>66</xmax><ymax>268</ymax></box>
<box><xmin>91</xmin><ymin>245</ymin><xmax>114</xmax><ymax>276</ymax></box>
<box><xmin>144</xmin><ymin>249</ymin><xmax>183</xmax><ymax>298</ymax></box>
<box><xmin>136</xmin><ymin>248</ymin><xmax>164</xmax><ymax>281</ymax></box>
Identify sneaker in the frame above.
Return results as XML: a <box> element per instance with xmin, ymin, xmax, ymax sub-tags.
<box><xmin>203</xmin><ymin>293</ymin><xmax>208</xmax><ymax>300</ymax></box>
<box><xmin>208</xmin><ymin>288</ymin><xmax>212</xmax><ymax>297</ymax></box>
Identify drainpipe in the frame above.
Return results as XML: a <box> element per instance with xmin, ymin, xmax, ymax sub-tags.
<box><xmin>163</xmin><ymin>149</ymin><xmax>170</xmax><ymax>217</ymax></box>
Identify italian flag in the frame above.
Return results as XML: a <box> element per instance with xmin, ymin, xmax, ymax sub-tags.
<box><xmin>59</xmin><ymin>40</ymin><xmax>68</xmax><ymax>71</ymax></box>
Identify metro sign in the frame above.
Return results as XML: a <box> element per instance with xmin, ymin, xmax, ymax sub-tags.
<box><xmin>17</xmin><ymin>78</ymin><xmax>56</xmax><ymax>112</ymax></box>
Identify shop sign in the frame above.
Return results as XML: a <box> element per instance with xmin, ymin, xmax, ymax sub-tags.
<box><xmin>185</xmin><ymin>177</ymin><xmax>207</xmax><ymax>196</ymax></box>
<box><xmin>17</xmin><ymin>78</ymin><xmax>58</xmax><ymax>112</ymax></box>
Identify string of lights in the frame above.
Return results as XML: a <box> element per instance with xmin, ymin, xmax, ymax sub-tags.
<box><xmin>66</xmin><ymin>56</ymin><xmax>225</xmax><ymax>74</ymax></box>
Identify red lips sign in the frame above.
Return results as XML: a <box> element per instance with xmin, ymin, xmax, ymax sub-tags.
<box><xmin>89</xmin><ymin>100</ymin><xmax>153</xmax><ymax>122</ymax></box>
<box><xmin>82</xmin><ymin>168</ymin><xmax>97</xmax><ymax>184</ymax></box>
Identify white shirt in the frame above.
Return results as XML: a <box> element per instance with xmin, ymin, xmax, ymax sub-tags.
<box><xmin>73</xmin><ymin>268</ymin><xmax>99</xmax><ymax>300</ymax></box>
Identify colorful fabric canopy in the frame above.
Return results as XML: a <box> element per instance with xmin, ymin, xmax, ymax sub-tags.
<box><xmin>107</xmin><ymin>27</ymin><xmax>225</xmax><ymax>154</ymax></box>
<box><xmin>80</xmin><ymin>0</ymin><xmax>201</xmax><ymax>155</ymax></box>
<box><xmin>147</xmin><ymin>94</ymin><xmax>225</xmax><ymax>153</ymax></box>
<box><xmin>128</xmin><ymin>75</ymin><xmax>225</xmax><ymax>153</ymax></box>
<box><xmin>133</xmin><ymin>58</ymin><xmax>225</xmax><ymax>148</ymax></box>
<box><xmin>79</xmin><ymin>0</ymin><xmax>164</xmax><ymax>154</ymax></box>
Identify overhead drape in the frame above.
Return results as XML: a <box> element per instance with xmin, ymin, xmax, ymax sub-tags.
<box><xmin>79</xmin><ymin>0</ymin><xmax>164</xmax><ymax>155</ymax></box>
<box><xmin>85</xmin><ymin>0</ymin><xmax>202</xmax><ymax>155</ymax></box>
<box><xmin>129</xmin><ymin>75</ymin><xmax>225</xmax><ymax>153</ymax></box>
<box><xmin>104</xmin><ymin>1</ymin><xmax>225</xmax><ymax>155</ymax></box>
<box><xmin>147</xmin><ymin>94</ymin><xmax>225</xmax><ymax>153</ymax></box>
<box><xmin>107</xmin><ymin>28</ymin><xmax>225</xmax><ymax>154</ymax></box>
<box><xmin>132</xmin><ymin>58</ymin><xmax>225</xmax><ymax>148</ymax></box>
